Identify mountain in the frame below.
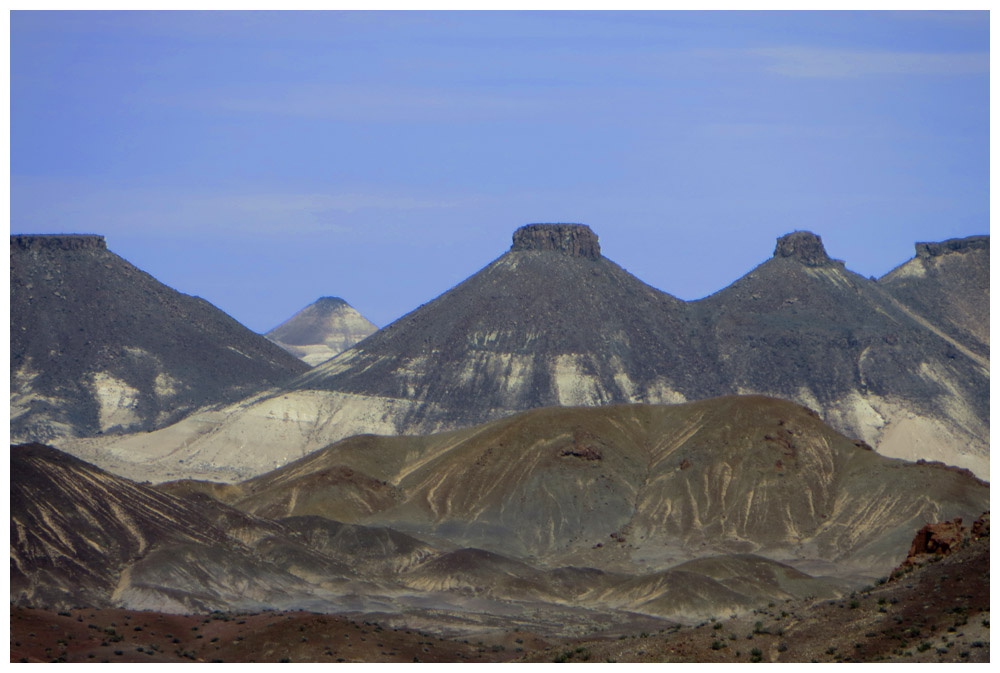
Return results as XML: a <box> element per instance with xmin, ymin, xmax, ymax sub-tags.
<box><xmin>265</xmin><ymin>297</ymin><xmax>378</xmax><ymax>366</ymax></box>
<box><xmin>51</xmin><ymin>225</ymin><xmax>989</xmax><ymax>481</ymax></box>
<box><xmin>10</xmin><ymin>234</ymin><xmax>309</xmax><ymax>442</ymax></box>
<box><xmin>690</xmin><ymin>231</ymin><xmax>989</xmax><ymax>477</ymax></box>
<box><xmin>174</xmin><ymin>396</ymin><xmax>990</xmax><ymax>577</ymax></box>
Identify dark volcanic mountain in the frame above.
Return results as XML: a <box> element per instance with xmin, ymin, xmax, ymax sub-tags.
<box><xmin>691</xmin><ymin>231</ymin><xmax>989</xmax><ymax>476</ymax></box>
<box><xmin>265</xmin><ymin>296</ymin><xmax>378</xmax><ymax>366</ymax></box>
<box><xmin>10</xmin><ymin>234</ymin><xmax>309</xmax><ymax>442</ymax></box>
<box><xmin>55</xmin><ymin>225</ymin><xmax>989</xmax><ymax>481</ymax></box>
<box><xmin>297</xmin><ymin>223</ymin><xmax>723</xmax><ymax>414</ymax></box>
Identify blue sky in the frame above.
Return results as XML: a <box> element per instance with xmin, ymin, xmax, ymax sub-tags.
<box><xmin>11</xmin><ymin>10</ymin><xmax>989</xmax><ymax>332</ymax></box>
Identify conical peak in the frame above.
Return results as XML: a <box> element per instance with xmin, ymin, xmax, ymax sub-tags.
<box><xmin>773</xmin><ymin>231</ymin><xmax>832</xmax><ymax>267</ymax></box>
<box><xmin>511</xmin><ymin>223</ymin><xmax>601</xmax><ymax>260</ymax></box>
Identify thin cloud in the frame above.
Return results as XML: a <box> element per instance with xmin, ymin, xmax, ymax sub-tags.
<box><xmin>11</xmin><ymin>178</ymin><xmax>474</xmax><ymax>237</ymax></box>
<box><xmin>178</xmin><ymin>84</ymin><xmax>550</xmax><ymax>123</ymax></box>
<box><xmin>748</xmin><ymin>47</ymin><xmax>987</xmax><ymax>78</ymax></box>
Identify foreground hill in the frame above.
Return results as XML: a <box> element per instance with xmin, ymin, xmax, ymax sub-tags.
<box><xmin>265</xmin><ymin>297</ymin><xmax>378</xmax><ymax>366</ymax></box>
<box><xmin>53</xmin><ymin>226</ymin><xmax>989</xmax><ymax>481</ymax></box>
<box><xmin>10</xmin><ymin>234</ymin><xmax>309</xmax><ymax>442</ymax></box>
<box><xmin>13</xmin><ymin>439</ymin><xmax>856</xmax><ymax>626</ymax></box>
<box><xmin>182</xmin><ymin>396</ymin><xmax>988</xmax><ymax>577</ymax></box>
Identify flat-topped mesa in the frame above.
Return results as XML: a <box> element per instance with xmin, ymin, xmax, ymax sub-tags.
<box><xmin>916</xmin><ymin>235</ymin><xmax>989</xmax><ymax>258</ymax></box>
<box><xmin>773</xmin><ymin>230</ymin><xmax>836</xmax><ymax>267</ymax></box>
<box><xmin>511</xmin><ymin>223</ymin><xmax>601</xmax><ymax>260</ymax></box>
<box><xmin>11</xmin><ymin>234</ymin><xmax>107</xmax><ymax>252</ymax></box>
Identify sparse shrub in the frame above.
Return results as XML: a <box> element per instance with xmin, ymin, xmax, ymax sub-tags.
<box><xmin>711</xmin><ymin>640</ymin><xmax>724</xmax><ymax>650</ymax></box>
<box><xmin>916</xmin><ymin>641</ymin><xmax>932</xmax><ymax>652</ymax></box>
<box><xmin>750</xmin><ymin>647</ymin><xmax>762</xmax><ymax>663</ymax></box>
<box><xmin>777</xmin><ymin>642</ymin><xmax>788</xmax><ymax>652</ymax></box>
<box><xmin>713</xmin><ymin>623</ymin><xmax>723</xmax><ymax>630</ymax></box>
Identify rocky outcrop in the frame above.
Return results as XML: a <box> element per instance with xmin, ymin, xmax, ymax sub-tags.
<box><xmin>11</xmin><ymin>234</ymin><xmax>107</xmax><ymax>252</ymax></box>
<box><xmin>894</xmin><ymin>512</ymin><xmax>990</xmax><ymax>576</ymax></box>
<box><xmin>510</xmin><ymin>223</ymin><xmax>601</xmax><ymax>259</ymax></box>
<box><xmin>916</xmin><ymin>235</ymin><xmax>989</xmax><ymax>258</ymax></box>
<box><xmin>905</xmin><ymin>518</ymin><xmax>967</xmax><ymax>561</ymax></box>
<box><xmin>772</xmin><ymin>230</ymin><xmax>838</xmax><ymax>266</ymax></box>
<box><xmin>971</xmin><ymin>512</ymin><xmax>989</xmax><ymax>538</ymax></box>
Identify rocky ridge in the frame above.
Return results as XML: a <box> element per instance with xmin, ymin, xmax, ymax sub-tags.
<box><xmin>61</xmin><ymin>225</ymin><xmax>989</xmax><ymax>481</ymax></box>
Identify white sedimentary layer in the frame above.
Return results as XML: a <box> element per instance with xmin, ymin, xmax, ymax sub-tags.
<box><xmin>90</xmin><ymin>372</ymin><xmax>141</xmax><ymax>432</ymax></box>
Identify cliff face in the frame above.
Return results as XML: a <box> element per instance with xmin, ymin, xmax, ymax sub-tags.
<box><xmin>10</xmin><ymin>234</ymin><xmax>309</xmax><ymax>442</ymax></box>
<box><xmin>11</xmin><ymin>234</ymin><xmax>108</xmax><ymax>252</ymax></box>
<box><xmin>510</xmin><ymin>223</ymin><xmax>601</xmax><ymax>259</ymax></box>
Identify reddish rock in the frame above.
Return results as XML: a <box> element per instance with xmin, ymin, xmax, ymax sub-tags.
<box><xmin>904</xmin><ymin>518</ymin><xmax>966</xmax><ymax>565</ymax></box>
<box><xmin>971</xmin><ymin>512</ymin><xmax>989</xmax><ymax>539</ymax></box>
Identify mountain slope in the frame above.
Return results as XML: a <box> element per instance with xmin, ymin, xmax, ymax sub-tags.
<box><xmin>265</xmin><ymin>297</ymin><xmax>378</xmax><ymax>366</ymax></box>
<box><xmin>10</xmin><ymin>234</ymin><xmax>309</xmax><ymax>442</ymax></box>
<box><xmin>878</xmin><ymin>235</ymin><xmax>989</xmax><ymax>356</ymax></box>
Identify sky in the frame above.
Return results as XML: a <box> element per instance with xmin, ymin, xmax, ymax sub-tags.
<box><xmin>10</xmin><ymin>10</ymin><xmax>990</xmax><ymax>332</ymax></box>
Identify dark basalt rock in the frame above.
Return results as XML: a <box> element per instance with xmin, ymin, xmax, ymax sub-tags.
<box><xmin>11</xmin><ymin>234</ymin><xmax>107</xmax><ymax>251</ymax></box>
<box><xmin>511</xmin><ymin>223</ymin><xmax>601</xmax><ymax>259</ymax></box>
<box><xmin>915</xmin><ymin>235</ymin><xmax>989</xmax><ymax>258</ymax></box>
<box><xmin>772</xmin><ymin>231</ymin><xmax>836</xmax><ymax>266</ymax></box>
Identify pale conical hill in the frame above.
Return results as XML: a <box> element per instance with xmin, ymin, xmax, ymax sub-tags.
<box><xmin>265</xmin><ymin>297</ymin><xmax>377</xmax><ymax>366</ymax></box>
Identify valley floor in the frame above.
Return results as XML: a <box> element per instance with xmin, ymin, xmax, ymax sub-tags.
<box><xmin>10</xmin><ymin>535</ymin><xmax>989</xmax><ymax>664</ymax></box>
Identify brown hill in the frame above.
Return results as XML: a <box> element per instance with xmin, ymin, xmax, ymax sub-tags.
<box><xmin>14</xmin><ymin>441</ymin><xmax>850</xmax><ymax>626</ymax></box>
<box><xmin>216</xmin><ymin>396</ymin><xmax>989</xmax><ymax>576</ymax></box>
